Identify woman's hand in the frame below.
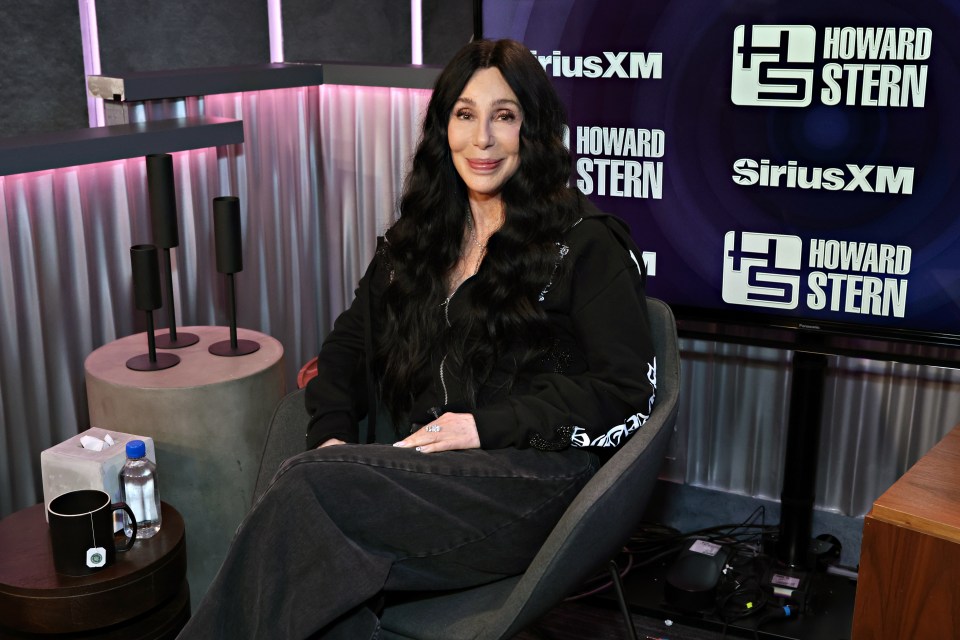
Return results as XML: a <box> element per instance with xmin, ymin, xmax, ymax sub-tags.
<box><xmin>393</xmin><ymin>412</ymin><xmax>481</xmax><ymax>453</ymax></box>
<box><xmin>317</xmin><ymin>438</ymin><xmax>346</xmax><ymax>448</ymax></box>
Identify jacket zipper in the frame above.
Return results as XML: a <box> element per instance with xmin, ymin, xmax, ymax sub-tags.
<box><xmin>438</xmin><ymin>289</ymin><xmax>456</xmax><ymax>409</ymax></box>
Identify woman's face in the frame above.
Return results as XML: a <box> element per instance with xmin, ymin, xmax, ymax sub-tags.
<box><xmin>447</xmin><ymin>67</ymin><xmax>523</xmax><ymax>203</ymax></box>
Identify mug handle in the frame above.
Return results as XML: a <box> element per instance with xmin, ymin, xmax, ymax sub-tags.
<box><xmin>112</xmin><ymin>502</ymin><xmax>138</xmax><ymax>551</ymax></box>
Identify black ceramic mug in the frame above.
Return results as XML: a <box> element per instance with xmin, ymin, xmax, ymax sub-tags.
<box><xmin>47</xmin><ymin>489</ymin><xmax>138</xmax><ymax>576</ymax></box>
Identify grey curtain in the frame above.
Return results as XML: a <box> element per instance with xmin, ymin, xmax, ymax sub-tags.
<box><xmin>660</xmin><ymin>341</ymin><xmax>960</xmax><ymax>517</ymax></box>
<box><xmin>2</xmin><ymin>81</ymin><xmax>958</xmax><ymax>520</ymax></box>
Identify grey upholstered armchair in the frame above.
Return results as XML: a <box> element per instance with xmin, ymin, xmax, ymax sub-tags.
<box><xmin>253</xmin><ymin>297</ymin><xmax>680</xmax><ymax>639</ymax></box>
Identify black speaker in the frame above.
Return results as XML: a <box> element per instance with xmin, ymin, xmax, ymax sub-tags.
<box><xmin>146</xmin><ymin>154</ymin><xmax>179</xmax><ymax>249</ymax></box>
<box><xmin>213</xmin><ymin>196</ymin><xmax>243</xmax><ymax>274</ymax></box>
<box><xmin>130</xmin><ymin>244</ymin><xmax>162</xmax><ymax>312</ymax></box>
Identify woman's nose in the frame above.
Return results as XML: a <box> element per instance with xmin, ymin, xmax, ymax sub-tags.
<box><xmin>473</xmin><ymin>120</ymin><xmax>494</xmax><ymax>148</ymax></box>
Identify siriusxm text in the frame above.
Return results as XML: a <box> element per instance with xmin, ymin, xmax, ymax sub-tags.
<box><xmin>531</xmin><ymin>50</ymin><xmax>662</xmax><ymax>79</ymax></box>
<box><xmin>732</xmin><ymin>159</ymin><xmax>914</xmax><ymax>195</ymax></box>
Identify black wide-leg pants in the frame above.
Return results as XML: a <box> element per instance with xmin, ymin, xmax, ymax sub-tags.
<box><xmin>177</xmin><ymin>444</ymin><xmax>600</xmax><ymax>639</ymax></box>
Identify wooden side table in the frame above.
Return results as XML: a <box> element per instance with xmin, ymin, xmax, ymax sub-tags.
<box><xmin>0</xmin><ymin>502</ymin><xmax>189</xmax><ymax>638</ymax></box>
<box><xmin>851</xmin><ymin>424</ymin><xmax>960</xmax><ymax>639</ymax></box>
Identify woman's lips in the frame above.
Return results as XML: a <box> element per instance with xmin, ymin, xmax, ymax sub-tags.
<box><xmin>468</xmin><ymin>159</ymin><xmax>502</xmax><ymax>172</ymax></box>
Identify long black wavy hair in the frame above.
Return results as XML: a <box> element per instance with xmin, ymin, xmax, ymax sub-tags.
<box><xmin>378</xmin><ymin>39</ymin><xmax>582</xmax><ymax>423</ymax></box>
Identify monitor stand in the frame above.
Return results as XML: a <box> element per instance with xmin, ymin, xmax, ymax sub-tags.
<box><xmin>603</xmin><ymin>346</ymin><xmax>856</xmax><ymax>639</ymax></box>
<box><xmin>776</xmin><ymin>349</ymin><xmax>828</xmax><ymax>570</ymax></box>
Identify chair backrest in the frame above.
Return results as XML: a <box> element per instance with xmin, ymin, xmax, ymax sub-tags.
<box><xmin>483</xmin><ymin>296</ymin><xmax>680</xmax><ymax>638</ymax></box>
<box><xmin>254</xmin><ymin>388</ymin><xmax>310</xmax><ymax>502</ymax></box>
<box><xmin>379</xmin><ymin>297</ymin><xmax>681</xmax><ymax>640</ymax></box>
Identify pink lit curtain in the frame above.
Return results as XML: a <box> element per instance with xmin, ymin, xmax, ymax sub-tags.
<box><xmin>0</xmin><ymin>84</ymin><xmax>431</xmax><ymax>516</ymax></box>
<box><xmin>1</xmin><ymin>82</ymin><xmax>959</xmax><ymax>522</ymax></box>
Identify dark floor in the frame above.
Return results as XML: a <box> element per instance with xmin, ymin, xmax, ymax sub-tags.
<box><xmin>514</xmin><ymin>597</ymin><xmax>725</xmax><ymax>640</ymax></box>
<box><xmin>513</xmin><ymin>480</ymin><xmax>864</xmax><ymax>640</ymax></box>
<box><xmin>512</xmin><ymin>563</ymin><xmax>856</xmax><ymax>640</ymax></box>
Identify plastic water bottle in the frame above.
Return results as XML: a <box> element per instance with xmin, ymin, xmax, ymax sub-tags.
<box><xmin>119</xmin><ymin>439</ymin><xmax>162</xmax><ymax>539</ymax></box>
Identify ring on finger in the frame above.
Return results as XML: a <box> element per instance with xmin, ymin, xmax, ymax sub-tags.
<box><xmin>425</xmin><ymin>425</ymin><xmax>441</xmax><ymax>433</ymax></box>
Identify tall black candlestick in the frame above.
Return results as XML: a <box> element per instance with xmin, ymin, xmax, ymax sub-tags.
<box><xmin>146</xmin><ymin>153</ymin><xmax>198</xmax><ymax>349</ymax></box>
<box><xmin>209</xmin><ymin>197</ymin><xmax>259</xmax><ymax>357</ymax></box>
<box><xmin>127</xmin><ymin>244</ymin><xmax>179</xmax><ymax>371</ymax></box>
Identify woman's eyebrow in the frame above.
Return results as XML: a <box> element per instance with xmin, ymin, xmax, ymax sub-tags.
<box><xmin>454</xmin><ymin>97</ymin><xmax>520</xmax><ymax>108</ymax></box>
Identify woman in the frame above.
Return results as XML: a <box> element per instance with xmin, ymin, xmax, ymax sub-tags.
<box><xmin>178</xmin><ymin>39</ymin><xmax>656</xmax><ymax>639</ymax></box>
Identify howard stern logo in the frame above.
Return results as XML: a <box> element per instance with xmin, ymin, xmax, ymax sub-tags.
<box><xmin>722</xmin><ymin>231</ymin><xmax>911</xmax><ymax>318</ymax></box>
<box><xmin>732</xmin><ymin>25</ymin><xmax>930</xmax><ymax>107</ymax></box>
<box><xmin>722</xmin><ymin>232</ymin><xmax>803</xmax><ymax>309</ymax></box>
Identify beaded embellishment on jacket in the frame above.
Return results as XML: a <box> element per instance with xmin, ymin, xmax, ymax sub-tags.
<box><xmin>538</xmin><ymin>243</ymin><xmax>570</xmax><ymax>302</ymax></box>
<box><xmin>530</xmin><ymin>425</ymin><xmax>574</xmax><ymax>451</ymax></box>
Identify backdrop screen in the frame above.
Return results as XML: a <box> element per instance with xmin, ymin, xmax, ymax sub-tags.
<box><xmin>483</xmin><ymin>0</ymin><xmax>960</xmax><ymax>351</ymax></box>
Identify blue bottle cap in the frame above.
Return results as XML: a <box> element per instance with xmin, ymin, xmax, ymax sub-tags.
<box><xmin>126</xmin><ymin>439</ymin><xmax>147</xmax><ymax>459</ymax></box>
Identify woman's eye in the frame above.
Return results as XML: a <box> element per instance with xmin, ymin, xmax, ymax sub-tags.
<box><xmin>455</xmin><ymin>110</ymin><xmax>473</xmax><ymax>120</ymax></box>
<box><xmin>495</xmin><ymin>111</ymin><xmax>517</xmax><ymax>121</ymax></box>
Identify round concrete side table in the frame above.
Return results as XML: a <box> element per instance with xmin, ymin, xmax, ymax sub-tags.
<box><xmin>84</xmin><ymin>326</ymin><xmax>284</xmax><ymax>610</ymax></box>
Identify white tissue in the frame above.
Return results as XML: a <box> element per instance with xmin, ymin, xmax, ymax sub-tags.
<box><xmin>104</xmin><ymin>434</ymin><xmax>115</xmax><ymax>446</ymax></box>
<box><xmin>80</xmin><ymin>435</ymin><xmax>106</xmax><ymax>451</ymax></box>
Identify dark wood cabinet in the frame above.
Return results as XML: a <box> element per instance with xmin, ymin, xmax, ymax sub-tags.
<box><xmin>852</xmin><ymin>425</ymin><xmax>960</xmax><ymax>639</ymax></box>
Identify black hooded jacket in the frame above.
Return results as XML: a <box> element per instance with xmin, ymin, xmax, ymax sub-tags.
<box><xmin>305</xmin><ymin>196</ymin><xmax>657</xmax><ymax>459</ymax></box>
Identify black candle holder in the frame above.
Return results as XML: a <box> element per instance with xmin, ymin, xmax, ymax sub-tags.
<box><xmin>146</xmin><ymin>154</ymin><xmax>199</xmax><ymax>349</ymax></box>
<box><xmin>209</xmin><ymin>196</ymin><xmax>260</xmax><ymax>357</ymax></box>
<box><xmin>127</xmin><ymin>244</ymin><xmax>180</xmax><ymax>371</ymax></box>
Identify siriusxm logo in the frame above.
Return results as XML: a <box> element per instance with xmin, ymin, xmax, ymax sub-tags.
<box><xmin>531</xmin><ymin>50</ymin><xmax>662</xmax><ymax>79</ymax></box>
<box><xmin>732</xmin><ymin>159</ymin><xmax>915</xmax><ymax>195</ymax></box>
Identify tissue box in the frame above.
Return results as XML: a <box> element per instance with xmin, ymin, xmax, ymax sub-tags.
<box><xmin>41</xmin><ymin>427</ymin><xmax>156</xmax><ymax>522</ymax></box>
